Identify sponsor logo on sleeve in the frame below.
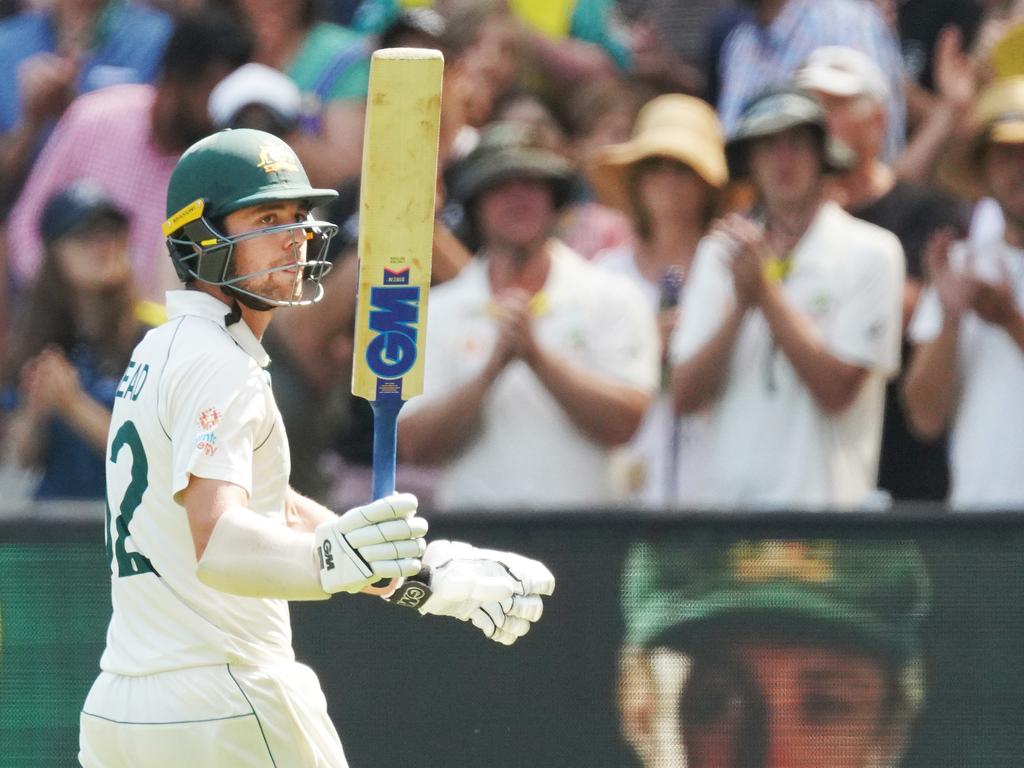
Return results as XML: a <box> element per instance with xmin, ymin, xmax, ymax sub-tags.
<box><xmin>195</xmin><ymin>407</ymin><xmax>222</xmax><ymax>456</ymax></box>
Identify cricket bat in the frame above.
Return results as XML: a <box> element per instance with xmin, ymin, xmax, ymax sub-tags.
<box><xmin>351</xmin><ymin>48</ymin><xmax>443</xmax><ymax>533</ymax></box>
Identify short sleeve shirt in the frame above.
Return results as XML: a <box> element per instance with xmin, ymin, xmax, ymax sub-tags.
<box><xmin>671</xmin><ymin>202</ymin><xmax>904</xmax><ymax>508</ymax></box>
<box><xmin>100</xmin><ymin>291</ymin><xmax>294</xmax><ymax>675</ymax></box>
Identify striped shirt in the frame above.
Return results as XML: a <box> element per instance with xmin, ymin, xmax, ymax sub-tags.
<box><xmin>717</xmin><ymin>0</ymin><xmax>906</xmax><ymax>161</ymax></box>
<box><xmin>7</xmin><ymin>84</ymin><xmax>179</xmax><ymax>302</ymax></box>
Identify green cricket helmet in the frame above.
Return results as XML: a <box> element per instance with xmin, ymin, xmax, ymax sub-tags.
<box><xmin>163</xmin><ymin>128</ymin><xmax>339</xmax><ymax>308</ymax></box>
<box><xmin>622</xmin><ymin>536</ymin><xmax>931</xmax><ymax>666</ymax></box>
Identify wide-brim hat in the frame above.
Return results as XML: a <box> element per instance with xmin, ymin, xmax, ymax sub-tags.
<box><xmin>587</xmin><ymin>94</ymin><xmax>728</xmax><ymax>213</ymax></box>
<box><xmin>991</xmin><ymin>22</ymin><xmax>1024</xmax><ymax>79</ymax></box>
<box><xmin>938</xmin><ymin>76</ymin><xmax>1024</xmax><ymax>201</ymax></box>
<box><xmin>725</xmin><ymin>88</ymin><xmax>854</xmax><ymax>179</ymax></box>
<box><xmin>450</xmin><ymin>122</ymin><xmax>575</xmax><ymax>208</ymax></box>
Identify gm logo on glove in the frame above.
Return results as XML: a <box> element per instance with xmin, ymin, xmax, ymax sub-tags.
<box><xmin>318</xmin><ymin>539</ymin><xmax>335</xmax><ymax>571</ymax></box>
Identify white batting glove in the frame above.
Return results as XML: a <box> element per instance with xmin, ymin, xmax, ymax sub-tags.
<box><xmin>413</xmin><ymin>540</ymin><xmax>555</xmax><ymax>645</ymax></box>
<box><xmin>314</xmin><ymin>493</ymin><xmax>427</xmax><ymax>594</ymax></box>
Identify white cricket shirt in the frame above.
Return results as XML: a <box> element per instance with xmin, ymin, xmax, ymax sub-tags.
<box><xmin>401</xmin><ymin>240</ymin><xmax>659</xmax><ymax>508</ymax></box>
<box><xmin>100</xmin><ymin>290</ymin><xmax>293</xmax><ymax>675</ymax></box>
<box><xmin>671</xmin><ymin>202</ymin><xmax>904</xmax><ymax>509</ymax></box>
<box><xmin>909</xmin><ymin>239</ymin><xmax>1024</xmax><ymax>508</ymax></box>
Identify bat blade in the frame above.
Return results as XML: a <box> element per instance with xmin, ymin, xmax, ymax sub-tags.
<box><xmin>352</xmin><ymin>47</ymin><xmax>444</xmax><ymax>505</ymax></box>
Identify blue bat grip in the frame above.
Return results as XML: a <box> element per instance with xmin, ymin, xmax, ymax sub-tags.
<box><xmin>370</xmin><ymin>399</ymin><xmax>405</xmax><ymax>500</ymax></box>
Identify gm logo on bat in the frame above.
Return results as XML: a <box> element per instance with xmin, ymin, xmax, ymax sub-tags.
<box><xmin>366</xmin><ymin>284</ymin><xmax>420</xmax><ymax>379</ymax></box>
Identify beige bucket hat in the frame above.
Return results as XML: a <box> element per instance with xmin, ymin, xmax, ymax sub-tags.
<box><xmin>587</xmin><ymin>94</ymin><xmax>728</xmax><ymax>213</ymax></box>
<box><xmin>939</xmin><ymin>75</ymin><xmax>1024</xmax><ymax>200</ymax></box>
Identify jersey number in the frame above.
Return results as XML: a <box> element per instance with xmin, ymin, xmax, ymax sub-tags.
<box><xmin>106</xmin><ymin>420</ymin><xmax>157</xmax><ymax>578</ymax></box>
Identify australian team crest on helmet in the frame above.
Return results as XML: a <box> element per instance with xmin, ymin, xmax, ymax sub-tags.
<box><xmin>257</xmin><ymin>142</ymin><xmax>301</xmax><ymax>175</ymax></box>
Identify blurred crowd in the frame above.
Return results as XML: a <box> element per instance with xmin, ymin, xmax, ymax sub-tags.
<box><xmin>2</xmin><ymin>0</ymin><xmax>1024</xmax><ymax>513</ymax></box>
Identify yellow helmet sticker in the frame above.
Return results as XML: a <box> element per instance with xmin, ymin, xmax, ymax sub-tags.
<box><xmin>163</xmin><ymin>198</ymin><xmax>205</xmax><ymax>236</ymax></box>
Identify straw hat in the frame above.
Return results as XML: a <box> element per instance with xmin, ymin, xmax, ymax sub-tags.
<box><xmin>938</xmin><ymin>76</ymin><xmax>1024</xmax><ymax>201</ymax></box>
<box><xmin>990</xmin><ymin>22</ymin><xmax>1024</xmax><ymax>79</ymax></box>
<box><xmin>587</xmin><ymin>94</ymin><xmax>728</xmax><ymax>213</ymax></box>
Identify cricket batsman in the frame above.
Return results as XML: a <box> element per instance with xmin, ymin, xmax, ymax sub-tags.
<box><xmin>78</xmin><ymin>128</ymin><xmax>555</xmax><ymax>767</ymax></box>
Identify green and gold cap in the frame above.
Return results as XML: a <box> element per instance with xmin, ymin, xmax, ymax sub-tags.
<box><xmin>164</xmin><ymin>128</ymin><xmax>337</xmax><ymax>227</ymax></box>
<box><xmin>622</xmin><ymin>537</ymin><xmax>931</xmax><ymax>663</ymax></box>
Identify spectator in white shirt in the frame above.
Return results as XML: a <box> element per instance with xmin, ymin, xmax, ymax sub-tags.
<box><xmin>398</xmin><ymin>123</ymin><xmax>659</xmax><ymax>509</ymax></box>
<box><xmin>671</xmin><ymin>88</ymin><xmax>905</xmax><ymax>509</ymax></box>
<box><xmin>905</xmin><ymin>76</ymin><xmax>1024</xmax><ymax>509</ymax></box>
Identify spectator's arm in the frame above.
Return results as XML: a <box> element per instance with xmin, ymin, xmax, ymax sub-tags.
<box><xmin>396</xmin><ymin>359</ymin><xmax>504</xmax><ymax>465</ymax></box>
<box><xmin>58</xmin><ymin>388</ymin><xmax>113</xmax><ymax>454</ymax></box>
<box><xmin>7</xmin><ymin>405</ymin><xmax>47</xmax><ymax>470</ymax></box>
<box><xmin>670</xmin><ymin>302</ymin><xmax>745</xmax><ymax>414</ymax></box>
<box><xmin>901</xmin><ymin>230</ymin><xmax>968</xmax><ymax>438</ymax></box>
<box><xmin>0</xmin><ymin>120</ymin><xmax>46</xmax><ymax>211</ymax></box>
<box><xmin>431</xmin><ymin>221</ymin><xmax>471</xmax><ymax>285</ymax></box>
<box><xmin>0</xmin><ymin>53</ymin><xmax>79</xmax><ymax>209</ymax></box>
<box><xmin>288</xmin><ymin>100</ymin><xmax>366</xmax><ymax>189</ymax></box>
<box><xmin>0</xmin><ymin>227</ymin><xmax>8</xmax><ymax>370</ymax></box>
<box><xmin>902</xmin><ymin>317</ymin><xmax>960</xmax><ymax>439</ymax></box>
<box><xmin>6</xmin><ymin>95</ymin><xmax>84</xmax><ymax>287</ymax></box>
<box><xmin>528</xmin><ymin>347</ymin><xmax>649</xmax><ymax>446</ymax></box>
<box><xmin>894</xmin><ymin>26</ymin><xmax>976</xmax><ymax>183</ymax></box>
<box><xmin>758</xmin><ymin>282</ymin><xmax>870</xmax><ymax>413</ymax></box>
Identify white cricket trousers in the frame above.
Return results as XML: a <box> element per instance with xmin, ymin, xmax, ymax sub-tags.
<box><xmin>79</xmin><ymin>662</ymin><xmax>348</xmax><ymax>767</ymax></box>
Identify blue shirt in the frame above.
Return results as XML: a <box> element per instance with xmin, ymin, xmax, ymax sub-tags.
<box><xmin>717</xmin><ymin>0</ymin><xmax>906</xmax><ymax>162</ymax></box>
<box><xmin>0</xmin><ymin>3</ymin><xmax>173</xmax><ymax>134</ymax></box>
<box><xmin>1</xmin><ymin>344</ymin><xmax>121</xmax><ymax>500</ymax></box>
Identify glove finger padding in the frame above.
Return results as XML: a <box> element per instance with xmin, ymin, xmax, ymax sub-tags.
<box><xmin>371</xmin><ymin>557</ymin><xmax>423</xmax><ymax>579</ymax></box>
<box><xmin>475</xmin><ymin>548</ymin><xmax>556</xmax><ymax>596</ymax></box>
<box><xmin>507</xmin><ymin>594</ymin><xmax>544</xmax><ymax>622</ymax></box>
<box><xmin>472</xmin><ymin>608</ymin><xmax>532</xmax><ymax>645</ymax></box>
<box><xmin>359</xmin><ymin>539</ymin><xmax>426</xmax><ymax>562</ymax></box>
<box><xmin>345</xmin><ymin>517</ymin><xmax>428</xmax><ymax>548</ymax></box>
<box><xmin>334</xmin><ymin>493</ymin><xmax>418</xmax><ymax>533</ymax></box>
<box><xmin>421</xmin><ymin>539</ymin><xmax>478</xmax><ymax>568</ymax></box>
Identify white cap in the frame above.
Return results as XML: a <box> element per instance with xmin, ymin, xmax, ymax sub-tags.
<box><xmin>208</xmin><ymin>63</ymin><xmax>302</xmax><ymax>128</ymax></box>
<box><xmin>795</xmin><ymin>46</ymin><xmax>890</xmax><ymax>105</ymax></box>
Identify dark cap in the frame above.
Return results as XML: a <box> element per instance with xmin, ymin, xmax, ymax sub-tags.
<box><xmin>40</xmin><ymin>180</ymin><xmax>129</xmax><ymax>245</ymax></box>
<box><xmin>622</xmin><ymin>537</ymin><xmax>931</xmax><ymax>664</ymax></box>
<box><xmin>450</xmin><ymin>122</ymin><xmax>574</xmax><ymax>208</ymax></box>
<box><xmin>725</xmin><ymin>87</ymin><xmax>854</xmax><ymax>179</ymax></box>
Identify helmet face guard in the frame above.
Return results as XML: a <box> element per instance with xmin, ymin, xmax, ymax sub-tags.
<box><xmin>165</xmin><ymin>198</ymin><xmax>338</xmax><ymax>307</ymax></box>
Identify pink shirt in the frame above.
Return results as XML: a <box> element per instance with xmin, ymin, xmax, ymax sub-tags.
<box><xmin>7</xmin><ymin>84</ymin><xmax>179</xmax><ymax>301</ymax></box>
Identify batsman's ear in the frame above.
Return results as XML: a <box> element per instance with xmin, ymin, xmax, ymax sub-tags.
<box><xmin>618</xmin><ymin>648</ymin><xmax>658</xmax><ymax>760</ymax></box>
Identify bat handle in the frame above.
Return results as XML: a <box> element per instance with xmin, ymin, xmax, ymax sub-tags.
<box><xmin>364</xmin><ymin>398</ymin><xmax>406</xmax><ymax>596</ymax></box>
<box><xmin>369</xmin><ymin>398</ymin><xmax>404</xmax><ymax>500</ymax></box>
